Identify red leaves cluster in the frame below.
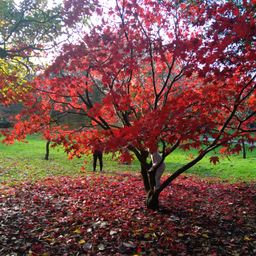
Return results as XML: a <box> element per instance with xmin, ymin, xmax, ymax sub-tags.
<box><xmin>0</xmin><ymin>174</ymin><xmax>255</xmax><ymax>255</ymax></box>
<box><xmin>63</xmin><ymin>0</ymin><xmax>101</xmax><ymax>26</ymax></box>
<box><xmin>193</xmin><ymin>1</ymin><xmax>256</xmax><ymax>81</ymax></box>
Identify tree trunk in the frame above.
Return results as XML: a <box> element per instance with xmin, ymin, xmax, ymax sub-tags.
<box><xmin>141</xmin><ymin>167</ymin><xmax>151</xmax><ymax>192</ymax></box>
<box><xmin>45</xmin><ymin>140</ymin><xmax>51</xmax><ymax>160</ymax></box>
<box><xmin>147</xmin><ymin>168</ymin><xmax>157</xmax><ymax>191</ymax></box>
<box><xmin>139</xmin><ymin>150</ymin><xmax>151</xmax><ymax>192</ymax></box>
<box><xmin>241</xmin><ymin>139</ymin><xmax>246</xmax><ymax>159</ymax></box>
<box><xmin>146</xmin><ymin>190</ymin><xmax>159</xmax><ymax>210</ymax></box>
<box><xmin>139</xmin><ymin>153</ymin><xmax>160</xmax><ymax>210</ymax></box>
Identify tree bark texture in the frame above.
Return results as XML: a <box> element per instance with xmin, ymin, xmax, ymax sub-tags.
<box><xmin>242</xmin><ymin>139</ymin><xmax>246</xmax><ymax>159</ymax></box>
<box><xmin>146</xmin><ymin>190</ymin><xmax>159</xmax><ymax>210</ymax></box>
<box><xmin>45</xmin><ymin>140</ymin><xmax>51</xmax><ymax>160</ymax></box>
<box><xmin>139</xmin><ymin>156</ymin><xmax>160</xmax><ymax>210</ymax></box>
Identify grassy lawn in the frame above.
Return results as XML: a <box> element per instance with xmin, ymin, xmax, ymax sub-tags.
<box><xmin>0</xmin><ymin>134</ymin><xmax>255</xmax><ymax>184</ymax></box>
<box><xmin>165</xmin><ymin>148</ymin><xmax>256</xmax><ymax>182</ymax></box>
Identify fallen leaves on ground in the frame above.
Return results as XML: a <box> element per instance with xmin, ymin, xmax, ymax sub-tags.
<box><xmin>0</xmin><ymin>173</ymin><xmax>256</xmax><ymax>255</ymax></box>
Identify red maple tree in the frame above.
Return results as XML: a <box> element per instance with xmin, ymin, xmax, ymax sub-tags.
<box><xmin>3</xmin><ymin>0</ymin><xmax>256</xmax><ymax>209</ymax></box>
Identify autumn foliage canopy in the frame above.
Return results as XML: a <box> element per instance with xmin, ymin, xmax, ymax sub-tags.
<box><xmin>2</xmin><ymin>0</ymin><xmax>256</xmax><ymax>207</ymax></box>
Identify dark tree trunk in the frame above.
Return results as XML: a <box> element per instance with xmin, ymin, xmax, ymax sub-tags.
<box><xmin>147</xmin><ymin>168</ymin><xmax>157</xmax><ymax>191</ymax></box>
<box><xmin>139</xmin><ymin>152</ymin><xmax>160</xmax><ymax>210</ymax></box>
<box><xmin>140</xmin><ymin>160</ymin><xmax>151</xmax><ymax>192</ymax></box>
<box><xmin>142</xmin><ymin>168</ymin><xmax>160</xmax><ymax>210</ymax></box>
<box><xmin>141</xmin><ymin>167</ymin><xmax>151</xmax><ymax>192</ymax></box>
<box><xmin>241</xmin><ymin>139</ymin><xmax>246</xmax><ymax>159</ymax></box>
<box><xmin>139</xmin><ymin>150</ymin><xmax>151</xmax><ymax>192</ymax></box>
<box><xmin>45</xmin><ymin>140</ymin><xmax>51</xmax><ymax>160</ymax></box>
<box><xmin>146</xmin><ymin>190</ymin><xmax>159</xmax><ymax>210</ymax></box>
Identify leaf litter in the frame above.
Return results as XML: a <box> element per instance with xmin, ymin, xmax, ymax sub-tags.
<box><xmin>0</xmin><ymin>174</ymin><xmax>255</xmax><ymax>255</ymax></box>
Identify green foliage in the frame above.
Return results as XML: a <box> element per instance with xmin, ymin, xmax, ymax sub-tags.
<box><xmin>0</xmin><ymin>0</ymin><xmax>62</xmax><ymax>56</ymax></box>
<box><xmin>0</xmin><ymin>0</ymin><xmax>63</xmax><ymax>104</ymax></box>
<box><xmin>0</xmin><ymin>57</ymin><xmax>30</xmax><ymax>102</ymax></box>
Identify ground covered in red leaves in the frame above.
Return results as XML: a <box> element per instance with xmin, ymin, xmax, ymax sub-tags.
<box><xmin>0</xmin><ymin>174</ymin><xmax>256</xmax><ymax>255</ymax></box>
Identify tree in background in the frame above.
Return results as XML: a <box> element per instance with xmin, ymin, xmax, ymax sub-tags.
<box><xmin>3</xmin><ymin>0</ymin><xmax>256</xmax><ymax>209</ymax></box>
<box><xmin>0</xmin><ymin>0</ymin><xmax>63</xmax><ymax>105</ymax></box>
<box><xmin>0</xmin><ymin>0</ymin><xmax>67</xmax><ymax>158</ymax></box>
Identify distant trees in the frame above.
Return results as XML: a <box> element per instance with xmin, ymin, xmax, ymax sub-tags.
<box><xmin>0</xmin><ymin>0</ymin><xmax>63</xmax><ymax>105</ymax></box>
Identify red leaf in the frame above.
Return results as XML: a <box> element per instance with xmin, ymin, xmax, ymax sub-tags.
<box><xmin>209</xmin><ymin>156</ymin><xmax>220</xmax><ymax>165</ymax></box>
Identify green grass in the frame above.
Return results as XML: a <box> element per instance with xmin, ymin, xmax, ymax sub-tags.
<box><xmin>0</xmin><ymin>134</ymin><xmax>255</xmax><ymax>184</ymax></box>
<box><xmin>165</xmin><ymin>148</ymin><xmax>256</xmax><ymax>182</ymax></box>
<box><xmin>0</xmin><ymin>134</ymin><xmax>141</xmax><ymax>184</ymax></box>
